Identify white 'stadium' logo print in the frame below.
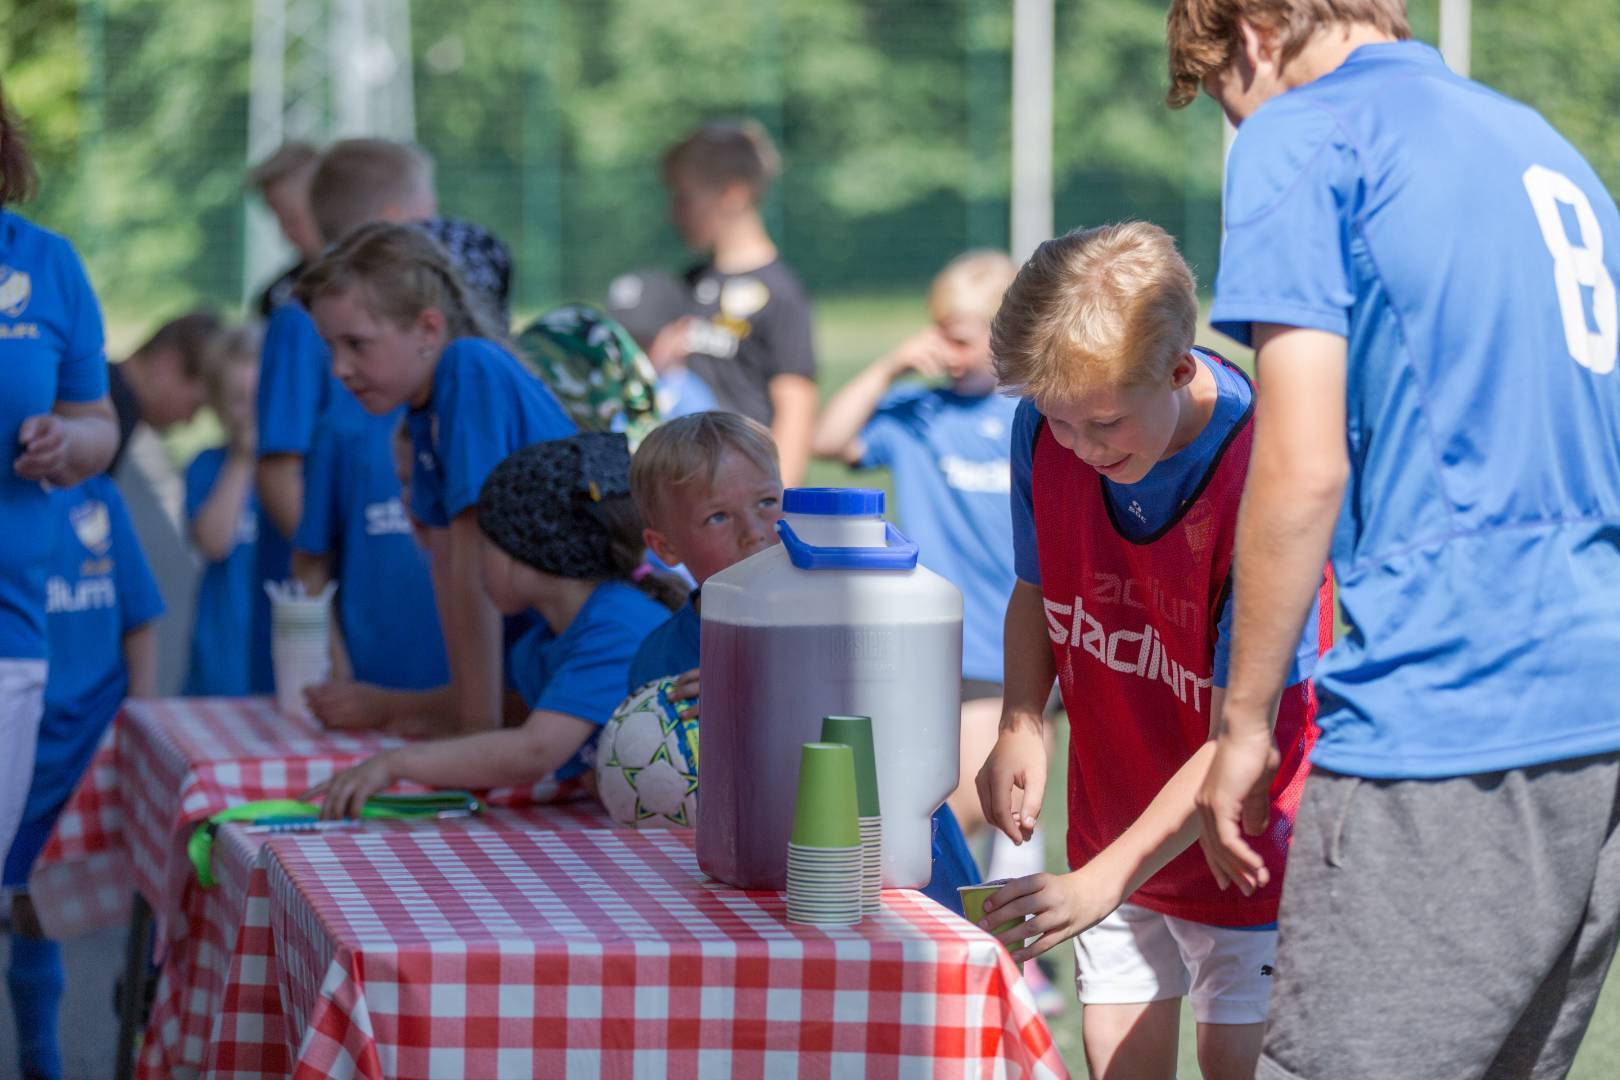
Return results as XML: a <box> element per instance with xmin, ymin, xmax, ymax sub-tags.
<box><xmin>0</xmin><ymin>267</ymin><xmax>31</xmax><ymax>317</ymax></box>
<box><xmin>1044</xmin><ymin>593</ymin><xmax>1214</xmax><ymax>712</ymax></box>
<box><xmin>364</xmin><ymin>499</ymin><xmax>415</xmax><ymax>537</ymax></box>
<box><xmin>69</xmin><ymin>500</ymin><xmax>112</xmax><ymax>556</ymax></box>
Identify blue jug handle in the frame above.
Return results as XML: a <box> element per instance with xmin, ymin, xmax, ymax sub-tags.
<box><xmin>776</xmin><ymin>518</ymin><xmax>920</xmax><ymax>571</ymax></box>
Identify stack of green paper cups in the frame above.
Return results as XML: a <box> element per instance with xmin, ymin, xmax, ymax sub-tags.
<box><xmin>786</xmin><ymin>742</ymin><xmax>863</xmax><ymax>926</ymax></box>
<box><xmin>821</xmin><ymin>715</ymin><xmax>882</xmax><ymax>914</ymax></box>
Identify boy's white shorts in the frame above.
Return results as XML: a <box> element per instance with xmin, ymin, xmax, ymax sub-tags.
<box><xmin>0</xmin><ymin>659</ymin><xmax>46</xmax><ymax>866</ymax></box>
<box><xmin>1073</xmin><ymin>901</ymin><xmax>1276</xmax><ymax>1025</ymax></box>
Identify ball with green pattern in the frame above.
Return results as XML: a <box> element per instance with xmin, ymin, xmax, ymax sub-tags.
<box><xmin>596</xmin><ymin>677</ymin><xmax>699</xmax><ymax>828</ymax></box>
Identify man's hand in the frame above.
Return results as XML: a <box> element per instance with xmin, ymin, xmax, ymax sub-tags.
<box><xmin>1195</xmin><ymin>722</ymin><xmax>1280</xmax><ymax>895</ymax></box>
<box><xmin>975</xmin><ymin>721</ymin><xmax>1047</xmax><ymax>845</ymax></box>
<box><xmin>303</xmin><ymin>752</ymin><xmax>399</xmax><ymax>820</ymax></box>
<box><xmin>14</xmin><ymin>415</ymin><xmax>72</xmax><ymax>484</ymax></box>
<box><xmin>979</xmin><ymin>868</ymin><xmax>1124</xmax><ymax>963</ymax></box>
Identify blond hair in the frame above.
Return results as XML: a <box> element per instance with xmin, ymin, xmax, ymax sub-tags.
<box><xmin>294</xmin><ymin>222</ymin><xmax>507</xmax><ymax>345</ymax></box>
<box><xmin>247</xmin><ymin>141</ymin><xmax>318</xmax><ymax>193</ymax></box>
<box><xmin>992</xmin><ymin>222</ymin><xmax>1197</xmax><ymax>402</ymax></box>
<box><xmin>929</xmin><ymin>250</ymin><xmax>1019</xmax><ymax>324</ymax></box>
<box><xmin>308</xmin><ymin>138</ymin><xmax>435</xmax><ymax>244</ymax></box>
<box><xmin>1166</xmin><ymin>0</ymin><xmax>1410</xmax><ymax>108</ymax></box>
<box><xmin>630</xmin><ymin>411</ymin><xmax>780</xmax><ymax>525</ymax></box>
<box><xmin>661</xmin><ymin>119</ymin><xmax>781</xmax><ymax>203</ymax></box>
<box><xmin>203</xmin><ymin>322</ymin><xmax>263</xmax><ymax>414</ymax></box>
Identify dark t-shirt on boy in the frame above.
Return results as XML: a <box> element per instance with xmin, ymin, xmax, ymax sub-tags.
<box><xmin>681</xmin><ymin>259</ymin><xmax>815</xmax><ymax>426</ymax></box>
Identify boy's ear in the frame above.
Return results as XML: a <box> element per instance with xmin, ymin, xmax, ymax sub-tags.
<box><xmin>643</xmin><ymin>526</ymin><xmax>681</xmax><ymax>571</ymax></box>
<box><xmin>1235</xmin><ymin>16</ymin><xmax>1278</xmax><ymax>77</ymax></box>
<box><xmin>1168</xmin><ymin>350</ymin><xmax>1200</xmax><ymax>390</ymax></box>
<box><xmin>721</xmin><ymin>180</ymin><xmax>758</xmax><ymax>215</ymax></box>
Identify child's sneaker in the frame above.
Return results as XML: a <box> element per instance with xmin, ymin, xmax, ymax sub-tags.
<box><xmin>1022</xmin><ymin>957</ymin><xmax>1065</xmax><ymax>1017</ymax></box>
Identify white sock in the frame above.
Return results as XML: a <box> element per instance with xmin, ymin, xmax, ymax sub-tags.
<box><xmin>985</xmin><ymin>822</ymin><xmax>1046</xmax><ymax>882</ymax></box>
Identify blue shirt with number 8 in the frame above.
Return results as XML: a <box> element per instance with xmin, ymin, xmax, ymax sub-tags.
<box><xmin>1210</xmin><ymin>41</ymin><xmax>1620</xmax><ymax>780</ymax></box>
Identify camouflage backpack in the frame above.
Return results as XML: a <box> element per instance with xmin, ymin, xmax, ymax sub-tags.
<box><xmin>515</xmin><ymin>304</ymin><xmax>662</xmax><ymax>449</ymax></box>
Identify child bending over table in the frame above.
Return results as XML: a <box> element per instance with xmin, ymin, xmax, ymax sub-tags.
<box><xmin>6</xmin><ymin>478</ymin><xmax>164</xmax><ymax>1080</ymax></box>
<box><xmin>307</xmin><ymin>433</ymin><xmax>685</xmax><ymax>817</ymax></box>
<box><xmin>621</xmin><ymin>411</ymin><xmax>982</xmax><ymax>914</ymax></box>
<box><xmin>296</xmin><ymin>222</ymin><xmax>577</xmax><ymax>734</ymax></box>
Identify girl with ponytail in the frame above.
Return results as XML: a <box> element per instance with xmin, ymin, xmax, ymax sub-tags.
<box><xmin>306</xmin><ymin>433</ymin><xmax>684</xmax><ymax>816</ymax></box>
<box><xmin>296</xmin><ymin>223</ymin><xmax>577</xmax><ymax>734</ymax></box>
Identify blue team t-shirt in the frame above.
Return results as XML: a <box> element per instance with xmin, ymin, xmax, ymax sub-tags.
<box><xmin>1211</xmin><ymin>42</ymin><xmax>1620</xmax><ymax>778</ymax></box>
<box><xmin>408</xmin><ymin>338</ymin><xmax>579</xmax><ymax>527</ymax></box>
<box><xmin>183</xmin><ymin>448</ymin><xmax>258</xmax><ymax>696</ymax></box>
<box><xmin>250</xmin><ymin>302</ymin><xmax>332</xmax><ymax>693</ymax></box>
<box><xmin>506</xmin><ymin>581</ymin><xmax>671</xmax><ymax>781</ymax></box>
<box><xmin>14</xmin><ymin>481</ymin><xmax>162</xmax><ymax>859</ymax></box>
<box><xmin>0</xmin><ymin>211</ymin><xmax>109</xmax><ymax>660</ymax></box>
<box><xmin>627</xmin><ymin>591</ymin><xmax>702</xmax><ymax>693</ymax></box>
<box><xmin>858</xmin><ymin>385</ymin><xmax>1020</xmax><ymax>683</ymax></box>
<box><xmin>625</xmin><ymin>587</ymin><xmax>980</xmax><ymax>914</ymax></box>
<box><xmin>256</xmin><ymin>301</ymin><xmax>339</xmax><ymax>458</ymax></box>
<box><xmin>1010</xmin><ymin>351</ymin><xmax>1319</xmax><ymax>688</ymax></box>
<box><xmin>295</xmin><ymin>402</ymin><xmax>449</xmax><ymax>691</ymax></box>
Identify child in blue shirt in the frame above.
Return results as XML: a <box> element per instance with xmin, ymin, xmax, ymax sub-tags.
<box><xmin>6</xmin><ymin>477</ymin><xmax>163</xmax><ymax>1080</ymax></box>
<box><xmin>184</xmin><ymin>326</ymin><xmax>261</xmax><ymax>696</ymax></box>
<box><xmin>297</xmin><ymin>223</ymin><xmax>578</xmax><ymax>734</ymax></box>
<box><xmin>291</xmin><ymin>396</ymin><xmax>448</xmax><ymax>694</ymax></box>
<box><xmin>307</xmin><ymin>434</ymin><xmax>685</xmax><ymax>817</ymax></box>
<box><xmin>627</xmin><ymin>412</ymin><xmax>983</xmax><ymax>916</ymax></box>
<box><xmin>812</xmin><ymin>250</ymin><xmax>1023</xmax><ymax>806</ymax></box>
<box><xmin>0</xmin><ymin>103</ymin><xmax>121</xmax><ymax>874</ymax></box>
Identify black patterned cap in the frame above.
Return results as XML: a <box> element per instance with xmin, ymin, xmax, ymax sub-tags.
<box><xmin>476</xmin><ymin>432</ymin><xmax>633</xmax><ymax>579</ymax></box>
<box><xmin>417</xmin><ymin>217</ymin><xmax>514</xmax><ymax>324</ymax></box>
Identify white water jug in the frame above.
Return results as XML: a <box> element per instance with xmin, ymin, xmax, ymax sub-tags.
<box><xmin>698</xmin><ymin>488</ymin><xmax>963</xmax><ymax>890</ymax></box>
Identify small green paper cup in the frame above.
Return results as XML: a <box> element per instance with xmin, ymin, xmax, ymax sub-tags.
<box><xmin>958</xmin><ymin>880</ymin><xmax>1024</xmax><ymax>939</ymax></box>
<box><xmin>791</xmin><ymin>742</ymin><xmax>861</xmax><ymax>848</ymax></box>
<box><xmin>819</xmin><ymin>715</ymin><xmax>881</xmax><ymax>817</ymax></box>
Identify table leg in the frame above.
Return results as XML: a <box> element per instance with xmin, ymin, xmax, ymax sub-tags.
<box><xmin>113</xmin><ymin>893</ymin><xmax>153</xmax><ymax>1080</ymax></box>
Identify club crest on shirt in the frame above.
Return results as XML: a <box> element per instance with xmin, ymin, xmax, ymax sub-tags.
<box><xmin>720</xmin><ymin>277</ymin><xmax>770</xmax><ymax>320</ymax></box>
<box><xmin>70</xmin><ymin>499</ymin><xmax>112</xmax><ymax>556</ymax></box>
<box><xmin>0</xmin><ymin>266</ymin><xmax>31</xmax><ymax>317</ymax></box>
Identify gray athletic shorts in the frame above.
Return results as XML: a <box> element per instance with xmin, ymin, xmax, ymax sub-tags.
<box><xmin>1260</xmin><ymin>754</ymin><xmax>1620</xmax><ymax>1080</ymax></box>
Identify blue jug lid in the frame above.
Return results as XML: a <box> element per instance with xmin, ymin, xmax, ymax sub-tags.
<box><xmin>782</xmin><ymin>488</ymin><xmax>886</xmax><ymax>516</ymax></box>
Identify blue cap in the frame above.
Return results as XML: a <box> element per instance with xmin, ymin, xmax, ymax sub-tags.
<box><xmin>782</xmin><ymin>488</ymin><xmax>886</xmax><ymax>516</ymax></box>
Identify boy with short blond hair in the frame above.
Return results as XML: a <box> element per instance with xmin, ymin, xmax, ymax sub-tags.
<box><xmin>977</xmin><ymin>222</ymin><xmax>1328</xmax><ymax>1080</ymax></box>
<box><xmin>1169</xmin><ymin>2</ymin><xmax>1620</xmax><ymax>1076</ymax></box>
<box><xmin>655</xmin><ymin>121</ymin><xmax>817</xmax><ymax>486</ymax></box>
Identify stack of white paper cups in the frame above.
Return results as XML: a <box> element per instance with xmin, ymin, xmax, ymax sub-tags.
<box><xmin>267</xmin><ymin>581</ymin><xmax>334</xmax><ymax>720</ymax></box>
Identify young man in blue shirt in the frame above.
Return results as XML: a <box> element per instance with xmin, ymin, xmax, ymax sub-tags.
<box><xmin>1169</xmin><ymin>2</ymin><xmax>1620</xmax><ymax>1075</ymax></box>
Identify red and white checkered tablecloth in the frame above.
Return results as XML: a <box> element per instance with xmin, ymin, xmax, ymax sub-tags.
<box><xmin>203</xmin><ymin>806</ymin><xmax>616</xmax><ymax>1080</ymax></box>
<box><xmin>30</xmin><ymin>698</ymin><xmax>405</xmax><ymax>944</ymax></box>
<box><xmin>218</xmin><ymin>827</ymin><xmax>1068</xmax><ymax>1080</ymax></box>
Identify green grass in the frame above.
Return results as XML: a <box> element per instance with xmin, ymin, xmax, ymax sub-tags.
<box><xmin>810</xmin><ymin>293</ymin><xmax>1620</xmax><ymax>1078</ymax></box>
